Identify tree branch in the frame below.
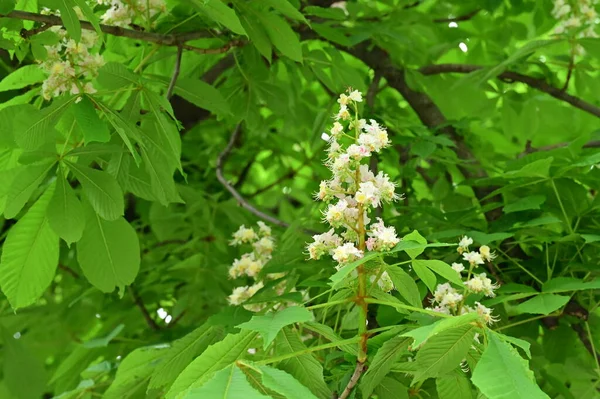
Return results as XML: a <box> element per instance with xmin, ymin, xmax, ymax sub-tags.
<box><xmin>419</xmin><ymin>63</ymin><xmax>600</xmax><ymax>119</ymax></box>
<box><xmin>216</xmin><ymin>124</ymin><xmax>291</xmax><ymax>229</ymax></box>
<box><xmin>4</xmin><ymin>10</ymin><xmax>217</xmax><ymax>47</ymax></box>
<box><xmin>433</xmin><ymin>9</ymin><xmax>481</xmax><ymax>23</ymax></box>
<box><xmin>338</xmin><ymin>362</ymin><xmax>367</xmax><ymax>399</ymax></box>
<box><xmin>129</xmin><ymin>286</ymin><xmax>161</xmax><ymax>331</ymax></box>
<box><xmin>166</xmin><ymin>46</ymin><xmax>183</xmax><ymax>100</ymax></box>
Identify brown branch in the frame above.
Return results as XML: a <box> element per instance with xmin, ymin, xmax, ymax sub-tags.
<box><xmin>4</xmin><ymin>10</ymin><xmax>212</xmax><ymax>46</ymax></box>
<box><xmin>520</xmin><ymin>139</ymin><xmax>600</xmax><ymax>157</ymax></box>
<box><xmin>419</xmin><ymin>63</ymin><xmax>600</xmax><ymax>119</ymax></box>
<box><xmin>58</xmin><ymin>264</ymin><xmax>80</xmax><ymax>279</ymax></box>
<box><xmin>129</xmin><ymin>286</ymin><xmax>161</xmax><ymax>331</ymax></box>
<box><xmin>166</xmin><ymin>46</ymin><xmax>183</xmax><ymax>100</ymax></box>
<box><xmin>20</xmin><ymin>23</ymin><xmax>52</xmax><ymax>39</ymax></box>
<box><xmin>216</xmin><ymin>124</ymin><xmax>291</xmax><ymax>229</ymax></box>
<box><xmin>338</xmin><ymin>362</ymin><xmax>367</xmax><ymax>399</ymax></box>
<box><xmin>433</xmin><ymin>9</ymin><xmax>481</xmax><ymax>23</ymax></box>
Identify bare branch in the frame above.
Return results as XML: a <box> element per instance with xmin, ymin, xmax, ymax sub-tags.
<box><xmin>3</xmin><ymin>10</ymin><xmax>213</xmax><ymax>46</ymax></box>
<box><xmin>338</xmin><ymin>361</ymin><xmax>367</xmax><ymax>399</ymax></box>
<box><xmin>129</xmin><ymin>286</ymin><xmax>161</xmax><ymax>331</ymax></box>
<box><xmin>166</xmin><ymin>46</ymin><xmax>183</xmax><ymax>100</ymax></box>
<box><xmin>419</xmin><ymin>63</ymin><xmax>600</xmax><ymax>119</ymax></box>
<box><xmin>433</xmin><ymin>9</ymin><xmax>481</xmax><ymax>23</ymax></box>
<box><xmin>216</xmin><ymin>124</ymin><xmax>291</xmax><ymax>229</ymax></box>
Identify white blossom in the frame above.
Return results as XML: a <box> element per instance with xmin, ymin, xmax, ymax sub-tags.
<box><xmin>451</xmin><ymin>262</ymin><xmax>465</xmax><ymax>274</ymax></box>
<box><xmin>463</xmin><ymin>251</ymin><xmax>484</xmax><ymax>267</ymax></box>
<box><xmin>332</xmin><ymin>242</ymin><xmax>363</xmax><ymax>264</ymax></box>
<box><xmin>464</xmin><ymin>273</ymin><xmax>498</xmax><ymax>297</ymax></box>
<box><xmin>479</xmin><ymin>245</ymin><xmax>496</xmax><ymax>262</ymax></box>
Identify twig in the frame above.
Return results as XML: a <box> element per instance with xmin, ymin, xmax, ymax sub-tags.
<box><xmin>419</xmin><ymin>63</ymin><xmax>600</xmax><ymax>119</ymax></box>
<box><xmin>433</xmin><ymin>9</ymin><xmax>481</xmax><ymax>23</ymax></box>
<box><xmin>59</xmin><ymin>264</ymin><xmax>80</xmax><ymax>279</ymax></box>
<box><xmin>562</xmin><ymin>42</ymin><xmax>576</xmax><ymax>91</ymax></box>
<box><xmin>20</xmin><ymin>23</ymin><xmax>52</xmax><ymax>38</ymax></box>
<box><xmin>338</xmin><ymin>362</ymin><xmax>367</xmax><ymax>399</ymax></box>
<box><xmin>129</xmin><ymin>286</ymin><xmax>161</xmax><ymax>331</ymax></box>
<box><xmin>520</xmin><ymin>140</ymin><xmax>600</xmax><ymax>157</ymax></box>
<box><xmin>6</xmin><ymin>10</ymin><xmax>245</xmax><ymax>55</ymax></box>
<box><xmin>216</xmin><ymin>124</ymin><xmax>291</xmax><ymax>228</ymax></box>
<box><xmin>234</xmin><ymin>158</ymin><xmax>255</xmax><ymax>190</ymax></box>
<box><xmin>166</xmin><ymin>46</ymin><xmax>183</xmax><ymax>100</ymax></box>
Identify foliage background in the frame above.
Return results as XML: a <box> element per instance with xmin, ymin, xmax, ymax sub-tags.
<box><xmin>0</xmin><ymin>0</ymin><xmax>599</xmax><ymax>398</ymax></box>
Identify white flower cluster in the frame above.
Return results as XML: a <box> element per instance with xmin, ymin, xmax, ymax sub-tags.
<box><xmin>38</xmin><ymin>25</ymin><xmax>104</xmax><ymax>100</ymax></box>
<box><xmin>307</xmin><ymin>89</ymin><xmax>401</xmax><ymax>292</ymax></box>
<box><xmin>227</xmin><ymin>222</ymin><xmax>293</xmax><ymax>312</ymax></box>
<box><xmin>552</xmin><ymin>0</ymin><xmax>598</xmax><ymax>38</ymax></box>
<box><xmin>428</xmin><ymin>236</ymin><xmax>500</xmax><ymax>325</ymax></box>
<box><xmin>97</xmin><ymin>0</ymin><xmax>167</xmax><ymax>27</ymax></box>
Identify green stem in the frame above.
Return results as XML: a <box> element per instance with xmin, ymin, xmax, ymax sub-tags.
<box><xmin>496</xmin><ymin>248</ymin><xmax>543</xmax><ymax>285</ymax></box>
<box><xmin>364</xmin><ymin>298</ymin><xmax>452</xmax><ymax>318</ymax></box>
<box><xmin>494</xmin><ymin>313</ymin><xmax>559</xmax><ymax>331</ymax></box>
<box><xmin>306</xmin><ymin>298</ymin><xmax>350</xmax><ymax>310</ymax></box>
<box><xmin>585</xmin><ymin>321</ymin><xmax>600</xmax><ymax>374</ymax></box>
<box><xmin>254</xmin><ymin>337</ymin><xmax>360</xmax><ymax>365</ymax></box>
<box><xmin>551</xmin><ymin>179</ymin><xmax>574</xmax><ymax>234</ymax></box>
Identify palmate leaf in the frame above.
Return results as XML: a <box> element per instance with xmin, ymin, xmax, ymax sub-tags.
<box><xmin>2</xmin><ymin>328</ymin><xmax>47</xmax><ymax>399</ymax></box>
<box><xmin>302</xmin><ymin>322</ymin><xmax>358</xmax><ymax>355</ymax></box>
<box><xmin>515</xmin><ymin>294</ymin><xmax>569</xmax><ymax>315</ymax></box>
<box><xmin>171</xmin><ymin>78</ymin><xmax>231</xmax><ymax>116</ymax></box>
<box><xmin>57</xmin><ymin>0</ymin><xmax>81</xmax><ymax>42</ymax></box>
<box><xmin>0</xmin><ymin>64</ymin><xmax>46</xmax><ymax>92</ymax></box>
<box><xmin>274</xmin><ymin>327</ymin><xmax>331</xmax><ymax>399</ymax></box>
<box><xmin>76</xmin><ymin>203</ymin><xmax>140</xmax><ymax>293</ymax></box>
<box><xmin>73</xmin><ymin>96</ymin><xmax>110</xmax><ymax>144</ymax></box>
<box><xmin>372</xmin><ymin>377</ymin><xmax>409</xmax><ymax>399</ymax></box>
<box><xmin>259</xmin><ymin>12</ymin><xmax>303</xmax><ymax>62</ymax></box>
<box><xmin>65</xmin><ymin>161</ymin><xmax>124</xmax><ymax>221</ymax></box>
<box><xmin>385</xmin><ymin>265</ymin><xmax>421</xmax><ymax>307</ymax></box>
<box><xmin>471</xmin><ymin>332</ymin><xmax>549</xmax><ymax>399</ymax></box>
<box><xmin>236</xmin><ymin>2</ymin><xmax>272</xmax><ymax>61</ymax></box>
<box><xmin>403</xmin><ymin>313</ymin><xmax>481</xmax><ymax>348</ymax></box>
<box><xmin>237</xmin><ymin>306</ymin><xmax>313</xmax><ymax>349</ymax></box>
<box><xmin>360</xmin><ymin>336</ymin><xmax>411</xmax><ymax>399</ymax></box>
<box><xmin>103</xmin><ymin>347</ymin><xmax>166</xmax><ymax>399</ymax></box>
<box><xmin>148</xmin><ymin>324</ymin><xmax>224</xmax><ymax>390</ymax></box>
<box><xmin>185</xmin><ymin>364</ymin><xmax>270</xmax><ymax>399</ymax></box>
<box><xmin>0</xmin><ymin>185</ymin><xmax>59</xmax><ymax>309</ymax></box>
<box><xmin>413</xmin><ymin>324</ymin><xmax>478</xmax><ymax>382</ymax></box>
<box><xmin>166</xmin><ymin>330</ymin><xmax>258</xmax><ymax>399</ymax></box>
<box><xmin>191</xmin><ymin>0</ymin><xmax>246</xmax><ymax>35</ymax></box>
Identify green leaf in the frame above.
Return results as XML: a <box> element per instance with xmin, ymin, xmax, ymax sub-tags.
<box><xmin>386</xmin><ymin>266</ymin><xmax>421</xmax><ymax>308</ymax></box>
<box><xmin>103</xmin><ymin>347</ymin><xmax>165</xmax><ymax>399</ymax></box>
<box><xmin>73</xmin><ymin>96</ymin><xmax>110</xmax><ymax>144</ymax></box>
<box><xmin>303</xmin><ymin>6</ymin><xmax>346</xmax><ymax>20</ymax></box>
<box><xmin>14</xmin><ymin>97</ymin><xmax>74</xmax><ymax>150</ymax></box>
<box><xmin>192</xmin><ymin>0</ymin><xmax>246</xmax><ymax>35</ymax></box>
<box><xmin>402</xmin><ymin>313</ymin><xmax>480</xmax><ymax>349</ymax></box>
<box><xmin>515</xmin><ymin>294</ymin><xmax>569</xmax><ymax>315</ymax></box>
<box><xmin>0</xmin><ymin>0</ymin><xmax>15</xmax><ymax>13</ymax></box>
<box><xmin>329</xmin><ymin>252</ymin><xmax>379</xmax><ymax>288</ymax></box>
<box><xmin>542</xmin><ymin>277</ymin><xmax>600</xmax><ymax>293</ymax></box>
<box><xmin>412</xmin><ymin>260</ymin><xmax>437</xmax><ymax>293</ymax></box>
<box><xmin>503</xmin><ymin>195</ymin><xmax>546</xmax><ymax>213</ymax></box>
<box><xmin>360</xmin><ymin>336</ymin><xmax>411</xmax><ymax>398</ymax></box>
<box><xmin>262</xmin><ymin>0</ymin><xmax>307</xmax><ymax>24</ymax></box>
<box><xmin>185</xmin><ymin>364</ymin><xmax>270</xmax><ymax>399</ymax></box>
<box><xmin>97</xmin><ymin>63</ymin><xmax>140</xmax><ymax>90</ymax></box>
<box><xmin>238</xmin><ymin>307</ymin><xmax>314</xmax><ymax>349</ymax></box>
<box><xmin>65</xmin><ymin>161</ymin><xmax>124</xmax><ymax>220</ymax></box>
<box><xmin>236</xmin><ymin>3</ymin><xmax>272</xmax><ymax>61</ymax></box>
<box><xmin>505</xmin><ymin>157</ymin><xmax>553</xmax><ymax>179</ymax></box>
<box><xmin>148</xmin><ymin>324</ymin><xmax>224</xmax><ymax>390</ymax></box>
<box><xmin>259</xmin><ymin>13</ymin><xmax>302</xmax><ymax>62</ymax></box>
<box><xmin>414</xmin><ymin>259</ymin><xmax>463</xmax><ymax>285</ymax></box>
<box><xmin>76</xmin><ymin>204</ymin><xmax>140</xmax><ymax>293</ymax></box>
<box><xmin>57</xmin><ymin>0</ymin><xmax>81</xmax><ymax>42</ymax></box>
<box><xmin>166</xmin><ymin>330</ymin><xmax>258</xmax><ymax>399</ymax></box>
<box><xmin>275</xmin><ymin>328</ymin><xmax>331</xmax><ymax>399</ymax></box>
<box><xmin>2</xmin><ymin>328</ymin><xmax>47</xmax><ymax>399</ymax></box>
<box><xmin>94</xmin><ymin>100</ymin><xmax>141</xmax><ymax>163</ymax></box>
<box><xmin>258</xmin><ymin>364</ymin><xmax>318</xmax><ymax>399</ymax></box>
<box><xmin>4</xmin><ymin>160</ymin><xmax>55</xmax><ymax>219</ymax></box>
<box><xmin>302</xmin><ymin>322</ymin><xmax>358</xmax><ymax>355</ymax></box>
<box><xmin>436</xmin><ymin>370</ymin><xmax>473</xmax><ymax>399</ymax></box>
<box><xmin>496</xmin><ymin>333</ymin><xmax>532</xmax><ymax>358</ymax></box>
<box><xmin>47</xmin><ymin>167</ymin><xmax>85</xmax><ymax>245</ymax></box>
<box><xmin>83</xmin><ymin>324</ymin><xmax>125</xmax><ymax>348</ymax></box>
<box><xmin>141</xmin><ymin>146</ymin><xmax>183</xmax><ymax>206</ymax></box>
<box><xmin>581</xmin><ymin>234</ymin><xmax>600</xmax><ymax>243</ymax></box>
<box><xmin>402</xmin><ymin>230</ymin><xmax>427</xmax><ymax>258</ymax></box>
<box><xmin>73</xmin><ymin>0</ymin><xmax>102</xmax><ymax>37</ymax></box>
<box><xmin>172</xmin><ymin>78</ymin><xmax>231</xmax><ymax>116</ymax></box>
<box><xmin>0</xmin><ymin>65</ymin><xmax>46</xmax><ymax>92</ymax></box>
<box><xmin>471</xmin><ymin>332</ymin><xmax>549</xmax><ymax>399</ymax></box>
<box><xmin>413</xmin><ymin>324</ymin><xmax>478</xmax><ymax>381</ymax></box>
<box><xmin>142</xmin><ymin>92</ymin><xmax>182</xmax><ymax>173</ymax></box>
<box><xmin>372</xmin><ymin>377</ymin><xmax>409</xmax><ymax>399</ymax></box>
<box><xmin>0</xmin><ymin>186</ymin><xmax>58</xmax><ymax>309</ymax></box>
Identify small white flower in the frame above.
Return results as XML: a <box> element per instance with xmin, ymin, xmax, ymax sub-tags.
<box><xmin>332</xmin><ymin>242</ymin><xmax>363</xmax><ymax>264</ymax></box>
<box><xmin>457</xmin><ymin>236</ymin><xmax>473</xmax><ymax>254</ymax></box>
<box><xmin>479</xmin><ymin>245</ymin><xmax>496</xmax><ymax>262</ymax></box>
<box><xmin>348</xmin><ymin>90</ymin><xmax>363</xmax><ymax>102</ymax></box>
<box><xmin>451</xmin><ymin>262</ymin><xmax>465</xmax><ymax>274</ymax></box>
<box><xmin>463</xmin><ymin>251</ymin><xmax>484</xmax><ymax>267</ymax></box>
<box><xmin>231</xmin><ymin>225</ymin><xmax>258</xmax><ymax>245</ymax></box>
